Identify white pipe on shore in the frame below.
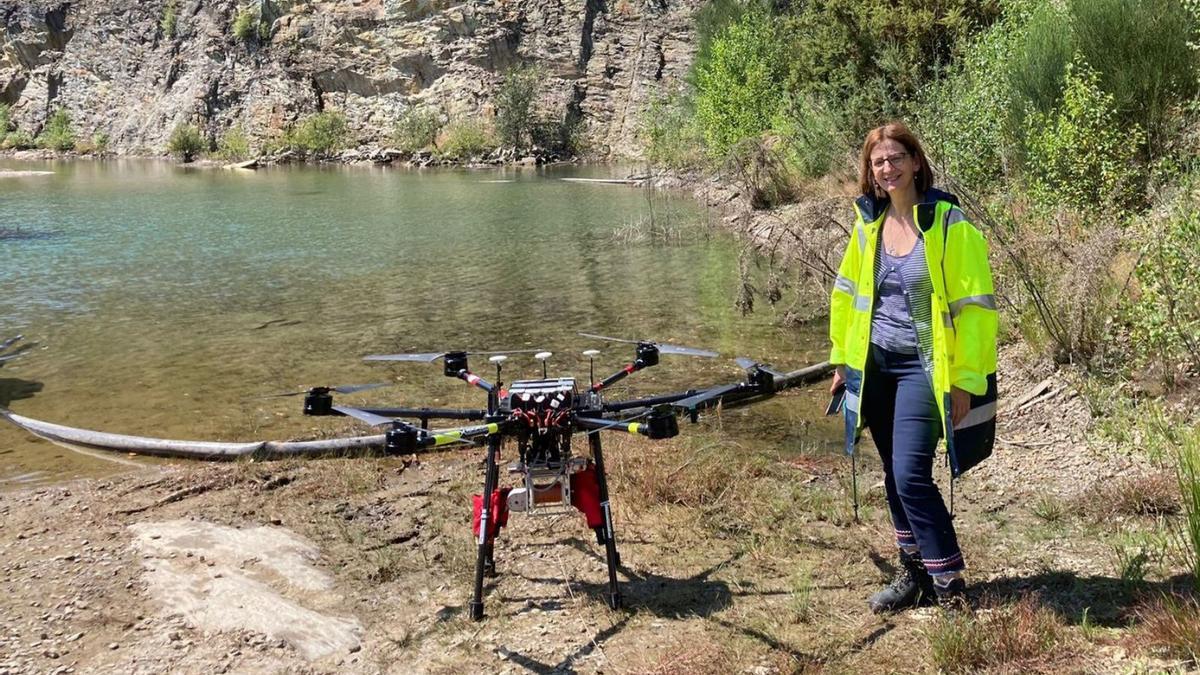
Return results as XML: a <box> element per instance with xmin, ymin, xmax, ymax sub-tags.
<box><xmin>0</xmin><ymin>407</ymin><xmax>384</xmax><ymax>460</ymax></box>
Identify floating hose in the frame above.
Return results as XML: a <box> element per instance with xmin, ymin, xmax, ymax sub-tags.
<box><xmin>0</xmin><ymin>407</ymin><xmax>384</xmax><ymax>460</ymax></box>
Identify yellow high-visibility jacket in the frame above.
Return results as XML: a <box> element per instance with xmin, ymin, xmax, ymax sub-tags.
<box><xmin>829</xmin><ymin>188</ymin><xmax>998</xmax><ymax>476</ymax></box>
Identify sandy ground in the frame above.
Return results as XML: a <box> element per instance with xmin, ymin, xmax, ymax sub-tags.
<box><xmin>0</xmin><ymin>344</ymin><xmax>1191</xmax><ymax>674</ymax></box>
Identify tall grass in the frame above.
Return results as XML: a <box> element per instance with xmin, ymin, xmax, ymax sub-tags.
<box><xmin>925</xmin><ymin>594</ymin><xmax>1067</xmax><ymax>673</ymax></box>
<box><xmin>1176</xmin><ymin>430</ymin><xmax>1200</xmax><ymax>591</ymax></box>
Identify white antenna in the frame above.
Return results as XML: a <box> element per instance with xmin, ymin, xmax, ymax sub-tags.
<box><xmin>583</xmin><ymin>349</ymin><xmax>600</xmax><ymax>386</ymax></box>
<box><xmin>535</xmin><ymin>351</ymin><xmax>552</xmax><ymax>378</ymax></box>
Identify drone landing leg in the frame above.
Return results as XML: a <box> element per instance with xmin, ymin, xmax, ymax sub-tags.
<box><xmin>471</xmin><ymin>430</ymin><xmax>502</xmax><ymax>621</ymax></box>
<box><xmin>483</xmin><ymin>458</ymin><xmax>500</xmax><ymax>577</ymax></box>
<box><xmin>588</xmin><ymin>432</ymin><xmax>623</xmax><ymax>610</ymax></box>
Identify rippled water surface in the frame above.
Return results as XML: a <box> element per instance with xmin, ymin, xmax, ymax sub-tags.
<box><xmin>0</xmin><ymin>159</ymin><xmax>837</xmax><ymax>487</ymax></box>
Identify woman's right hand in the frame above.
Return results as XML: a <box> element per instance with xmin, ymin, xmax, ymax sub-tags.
<box><xmin>831</xmin><ymin>365</ymin><xmax>846</xmax><ymax>394</ymax></box>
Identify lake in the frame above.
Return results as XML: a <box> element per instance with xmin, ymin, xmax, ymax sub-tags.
<box><xmin>0</xmin><ymin>159</ymin><xmax>838</xmax><ymax>487</ymax></box>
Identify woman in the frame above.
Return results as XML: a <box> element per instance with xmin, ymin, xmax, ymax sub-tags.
<box><xmin>829</xmin><ymin>122</ymin><xmax>998</xmax><ymax>612</ymax></box>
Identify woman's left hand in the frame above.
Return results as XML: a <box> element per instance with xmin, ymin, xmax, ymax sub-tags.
<box><xmin>950</xmin><ymin>386</ymin><xmax>970</xmax><ymax>428</ymax></box>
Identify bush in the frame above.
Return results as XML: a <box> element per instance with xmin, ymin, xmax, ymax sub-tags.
<box><xmin>36</xmin><ymin>108</ymin><xmax>76</xmax><ymax>152</ymax></box>
<box><xmin>232</xmin><ymin>5</ymin><xmax>266</xmax><ymax>42</ymax></box>
<box><xmin>1070</xmin><ymin>0</ymin><xmax>1198</xmax><ymax>151</ymax></box>
<box><xmin>92</xmin><ymin>132</ymin><xmax>109</xmax><ymax>154</ymax></box>
<box><xmin>3</xmin><ymin>129</ymin><xmax>34</xmax><ymax>150</ymax></box>
<box><xmin>161</xmin><ymin>0</ymin><xmax>177</xmax><ymax>38</ymax></box>
<box><xmin>216</xmin><ymin>126</ymin><xmax>251</xmax><ymax>160</ymax></box>
<box><xmin>286</xmin><ymin>112</ymin><xmax>347</xmax><ymax>156</ymax></box>
<box><xmin>642</xmin><ymin>87</ymin><xmax>705</xmax><ymax>170</ymax></box>
<box><xmin>1022</xmin><ymin>56</ymin><xmax>1143</xmax><ymax>210</ymax></box>
<box><xmin>494</xmin><ymin>66</ymin><xmax>539</xmax><ymax>149</ymax></box>
<box><xmin>437</xmin><ymin>119</ymin><xmax>494</xmax><ymax>160</ymax></box>
<box><xmin>0</xmin><ymin>103</ymin><xmax>11</xmax><ymax>143</ymax></box>
<box><xmin>769</xmin><ymin>95</ymin><xmax>848</xmax><ymax>182</ymax></box>
<box><xmin>1128</xmin><ymin>182</ymin><xmax>1200</xmax><ymax>370</ymax></box>
<box><xmin>1176</xmin><ymin>431</ymin><xmax>1200</xmax><ymax>589</ymax></box>
<box><xmin>781</xmin><ymin>0</ymin><xmax>1000</xmax><ymax>140</ymax></box>
<box><xmin>392</xmin><ymin>107</ymin><xmax>441</xmax><ymax>153</ymax></box>
<box><xmin>167</xmin><ymin>122</ymin><xmax>205</xmax><ymax>161</ymax></box>
<box><xmin>692</xmin><ymin>9</ymin><xmax>789</xmax><ymax>158</ymax></box>
<box><xmin>1007</xmin><ymin>3</ymin><xmax>1074</xmax><ymax>121</ymax></box>
<box><xmin>530</xmin><ymin>114</ymin><xmax>584</xmax><ymax>155</ymax></box>
<box><xmin>915</xmin><ymin>15</ymin><xmax>1022</xmax><ymax>197</ymax></box>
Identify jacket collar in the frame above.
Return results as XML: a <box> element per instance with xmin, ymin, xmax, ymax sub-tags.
<box><xmin>855</xmin><ymin>187</ymin><xmax>960</xmax><ymax>230</ymax></box>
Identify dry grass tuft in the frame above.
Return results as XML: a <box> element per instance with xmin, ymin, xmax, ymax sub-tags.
<box><xmin>633</xmin><ymin>640</ymin><xmax>740</xmax><ymax>675</ymax></box>
<box><xmin>1131</xmin><ymin>593</ymin><xmax>1200</xmax><ymax>664</ymax></box>
<box><xmin>925</xmin><ymin>594</ymin><xmax>1068</xmax><ymax>673</ymax></box>
<box><xmin>1079</xmin><ymin>471</ymin><xmax>1179</xmax><ymax>520</ymax></box>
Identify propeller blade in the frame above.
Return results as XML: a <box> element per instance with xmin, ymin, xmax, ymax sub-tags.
<box><xmin>0</xmin><ymin>342</ymin><xmax>36</xmax><ymax>362</ymax></box>
<box><xmin>735</xmin><ymin>356</ymin><xmax>759</xmax><ymax>371</ymax></box>
<box><xmin>0</xmin><ymin>335</ymin><xmax>23</xmax><ymax>351</ymax></box>
<box><xmin>332</xmin><ymin>383</ymin><xmax>391</xmax><ymax>395</ymax></box>
<box><xmin>673</xmin><ymin>383</ymin><xmax>745</xmax><ymax>411</ymax></box>
<box><xmin>470</xmin><ymin>348</ymin><xmax>546</xmax><ymax>356</ymax></box>
<box><xmin>656</xmin><ymin>343</ymin><xmax>719</xmax><ymax>358</ymax></box>
<box><xmin>363</xmin><ymin>352</ymin><xmax>445</xmax><ymax>362</ymax></box>
<box><xmin>578</xmin><ymin>332</ymin><xmax>638</xmax><ymax>345</ymax></box>
<box><xmin>332</xmin><ymin>405</ymin><xmax>396</xmax><ymax>427</ymax></box>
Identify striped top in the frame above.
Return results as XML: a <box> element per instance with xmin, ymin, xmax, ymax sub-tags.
<box><xmin>870</xmin><ymin>236</ymin><xmax>934</xmax><ymax>362</ymax></box>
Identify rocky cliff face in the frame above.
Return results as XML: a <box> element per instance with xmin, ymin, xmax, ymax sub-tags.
<box><xmin>0</xmin><ymin>0</ymin><xmax>700</xmax><ymax>157</ymax></box>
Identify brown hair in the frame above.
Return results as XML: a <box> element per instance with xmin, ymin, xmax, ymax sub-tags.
<box><xmin>858</xmin><ymin>121</ymin><xmax>934</xmax><ymax>198</ymax></box>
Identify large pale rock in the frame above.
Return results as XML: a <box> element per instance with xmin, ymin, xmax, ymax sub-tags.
<box><xmin>0</xmin><ymin>0</ymin><xmax>702</xmax><ymax>158</ymax></box>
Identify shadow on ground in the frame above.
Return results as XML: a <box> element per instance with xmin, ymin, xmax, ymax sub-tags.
<box><xmin>0</xmin><ymin>378</ymin><xmax>43</xmax><ymax>406</ymax></box>
<box><xmin>975</xmin><ymin>570</ymin><xmax>1194</xmax><ymax>627</ymax></box>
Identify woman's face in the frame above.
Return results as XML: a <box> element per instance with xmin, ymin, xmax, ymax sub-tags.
<box><xmin>870</xmin><ymin>138</ymin><xmax>919</xmax><ymax>195</ymax></box>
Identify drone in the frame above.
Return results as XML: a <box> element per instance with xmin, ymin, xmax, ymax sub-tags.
<box><xmin>289</xmin><ymin>332</ymin><xmax>828</xmax><ymax>621</ymax></box>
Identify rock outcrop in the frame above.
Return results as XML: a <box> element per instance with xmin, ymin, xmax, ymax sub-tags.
<box><xmin>0</xmin><ymin>0</ymin><xmax>701</xmax><ymax>157</ymax></box>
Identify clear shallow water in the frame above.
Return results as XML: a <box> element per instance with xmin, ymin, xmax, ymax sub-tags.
<box><xmin>0</xmin><ymin>159</ymin><xmax>839</xmax><ymax>486</ymax></box>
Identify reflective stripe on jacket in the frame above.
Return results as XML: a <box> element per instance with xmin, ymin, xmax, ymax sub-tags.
<box><xmin>829</xmin><ymin>188</ymin><xmax>998</xmax><ymax>476</ymax></box>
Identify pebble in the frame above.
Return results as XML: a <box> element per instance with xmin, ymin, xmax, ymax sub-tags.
<box><xmin>107</xmin><ymin>642</ymin><xmax>119</xmax><ymax>650</ymax></box>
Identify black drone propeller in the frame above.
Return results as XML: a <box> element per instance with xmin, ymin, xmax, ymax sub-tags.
<box><xmin>331</xmin><ymin>405</ymin><xmax>396</xmax><ymax>427</ymax></box>
<box><xmin>363</xmin><ymin>348</ymin><xmax>544</xmax><ymax>362</ymax></box>
<box><xmin>577</xmin><ymin>332</ymin><xmax>718</xmax><ymax>358</ymax></box>
<box><xmin>261</xmin><ymin>383</ymin><xmax>392</xmax><ymax>398</ymax></box>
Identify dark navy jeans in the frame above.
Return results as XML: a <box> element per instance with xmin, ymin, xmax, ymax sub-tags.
<box><xmin>863</xmin><ymin>344</ymin><xmax>964</xmax><ymax>576</ymax></box>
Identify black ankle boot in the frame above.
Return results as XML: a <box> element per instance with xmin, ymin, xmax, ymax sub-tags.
<box><xmin>868</xmin><ymin>550</ymin><xmax>936</xmax><ymax>614</ymax></box>
<box><xmin>934</xmin><ymin>576</ymin><xmax>970</xmax><ymax>613</ymax></box>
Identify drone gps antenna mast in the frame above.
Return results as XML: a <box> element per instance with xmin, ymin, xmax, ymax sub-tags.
<box><xmin>583</xmin><ymin>349</ymin><xmax>600</xmax><ymax>388</ymax></box>
<box><xmin>535</xmin><ymin>351</ymin><xmax>552</xmax><ymax>379</ymax></box>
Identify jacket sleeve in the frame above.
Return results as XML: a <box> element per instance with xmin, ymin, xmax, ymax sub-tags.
<box><xmin>828</xmin><ymin>213</ymin><xmax>861</xmax><ymax>365</ymax></box>
<box><xmin>943</xmin><ymin>216</ymin><xmax>998</xmax><ymax>396</ymax></box>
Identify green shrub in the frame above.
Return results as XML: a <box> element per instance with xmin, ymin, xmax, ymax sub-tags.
<box><xmin>693</xmin><ymin>9</ymin><xmax>789</xmax><ymax>157</ymax></box>
<box><xmin>3</xmin><ymin>129</ymin><xmax>34</xmax><ymax>150</ymax></box>
<box><xmin>36</xmin><ymin>108</ymin><xmax>76</xmax><ymax>152</ymax></box>
<box><xmin>0</xmin><ymin>103</ymin><xmax>11</xmax><ymax>143</ymax></box>
<box><xmin>1070</xmin><ymin>0</ymin><xmax>1198</xmax><ymax>151</ymax></box>
<box><xmin>161</xmin><ymin>0</ymin><xmax>177</xmax><ymax>38</ymax></box>
<box><xmin>1007</xmin><ymin>3</ymin><xmax>1074</xmax><ymax>121</ymax></box>
<box><xmin>216</xmin><ymin>126</ymin><xmax>251</xmax><ymax>160</ymax></box>
<box><xmin>769</xmin><ymin>95</ymin><xmax>847</xmax><ymax>181</ymax></box>
<box><xmin>392</xmin><ymin>107</ymin><xmax>441</xmax><ymax>153</ymax></box>
<box><xmin>1177</xmin><ymin>431</ymin><xmax>1200</xmax><ymax>592</ymax></box>
<box><xmin>232</xmin><ymin>5</ymin><xmax>264</xmax><ymax>42</ymax></box>
<box><xmin>916</xmin><ymin>15</ymin><xmax>1022</xmax><ymax>197</ymax></box>
<box><xmin>287</xmin><ymin>112</ymin><xmax>347</xmax><ymax>156</ymax></box>
<box><xmin>530</xmin><ymin>114</ymin><xmax>584</xmax><ymax>155</ymax></box>
<box><xmin>437</xmin><ymin>119</ymin><xmax>494</xmax><ymax>160</ymax></box>
<box><xmin>92</xmin><ymin>132</ymin><xmax>109</xmax><ymax>153</ymax></box>
<box><xmin>167</xmin><ymin>122</ymin><xmax>205</xmax><ymax>161</ymax></box>
<box><xmin>1128</xmin><ymin>183</ymin><xmax>1200</xmax><ymax>370</ymax></box>
<box><xmin>1022</xmin><ymin>56</ymin><xmax>1143</xmax><ymax>210</ymax></box>
<box><xmin>495</xmin><ymin>66</ymin><xmax>539</xmax><ymax>149</ymax></box>
<box><xmin>781</xmin><ymin>0</ymin><xmax>1000</xmax><ymax>140</ymax></box>
<box><xmin>642</xmin><ymin>87</ymin><xmax>705</xmax><ymax>170</ymax></box>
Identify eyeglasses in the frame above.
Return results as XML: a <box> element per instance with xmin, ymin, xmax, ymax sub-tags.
<box><xmin>871</xmin><ymin>152</ymin><xmax>909</xmax><ymax>170</ymax></box>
